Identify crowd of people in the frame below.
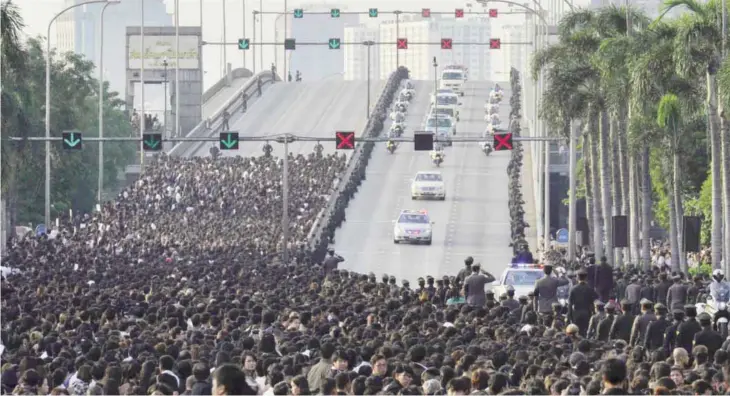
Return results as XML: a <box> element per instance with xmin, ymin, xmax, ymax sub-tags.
<box><xmin>506</xmin><ymin>70</ymin><xmax>530</xmax><ymax>257</ymax></box>
<box><xmin>2</xmin><ymin>67</ymin><xmax>729</xmax><ymax>396</ymax></box>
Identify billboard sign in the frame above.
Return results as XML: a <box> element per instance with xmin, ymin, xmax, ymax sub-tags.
<box><xmin>128</xmin><ymin>35</ymin><xmax>200</xmax><ymax>70</ymax></box>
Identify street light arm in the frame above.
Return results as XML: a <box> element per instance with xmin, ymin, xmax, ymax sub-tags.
<box><xmin>47</xmin><ymin>0</ymin><xmax>114</xmax><ymax>39</ymax></box>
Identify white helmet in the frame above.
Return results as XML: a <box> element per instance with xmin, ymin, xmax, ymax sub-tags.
<box><xmin>714</xmin><ymin>269</ymin><xmax>724</xmax><ymax>277</ymax></box>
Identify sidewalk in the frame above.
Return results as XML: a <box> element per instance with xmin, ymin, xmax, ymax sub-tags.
<box><xmin>520</xmin><ymin>138</ymin><xmax>539</xmax><ymax>252</ymax></box>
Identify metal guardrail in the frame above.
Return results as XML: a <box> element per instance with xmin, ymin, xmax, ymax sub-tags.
<box><xmin>168</xmin><ymin>70</ymin><xmax>280</xmax><ymax>158</ymax></box>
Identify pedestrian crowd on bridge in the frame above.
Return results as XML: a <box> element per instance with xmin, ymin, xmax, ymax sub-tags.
<box><xmin>5</xmin><ymin>67</ymin><xmax>729</xmax><ymax>396</ymax></box>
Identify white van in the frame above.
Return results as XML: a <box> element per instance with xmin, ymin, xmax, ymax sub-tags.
<box><xmin>439</xmin><ymin>69</ymin><xmax>466</xmax><ymax>96</ymax></box>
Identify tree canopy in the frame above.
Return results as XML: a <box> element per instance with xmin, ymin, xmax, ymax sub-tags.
<box><xmin>1</xmin><ymin>1</ymin><xmax>136</xmax><ymax>226</ymax></box>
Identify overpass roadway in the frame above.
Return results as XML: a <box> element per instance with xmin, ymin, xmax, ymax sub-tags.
<box><xmin>332</xmin><ymin>80</ymin><xmax>514</xmax><ymax>284</ymax></box>
<box><xmin>194</xmin><ymin>80</ymin><xmax>385</xmax><ymax>157</ymax></box>
<box><xmin>202</xmin><ymin>77</ymin><xmax>252</xmax><ymax>119</ymax></box>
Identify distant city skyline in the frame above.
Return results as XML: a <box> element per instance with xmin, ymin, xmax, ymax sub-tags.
<box><xmin>12</xmin><ymin>0</ymin><xmax>673</xmax><ymax>93</ymax></box>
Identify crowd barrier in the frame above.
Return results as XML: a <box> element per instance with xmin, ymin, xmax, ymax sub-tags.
<box><xmin>508</xmin><ymin>67</ymin><xmax>530</xmax><ymax>254</ymax></box>
<box><xmin>307</xmin><ymin>67</ymin><xmax>410</xmax><ymax>262</ymax></box>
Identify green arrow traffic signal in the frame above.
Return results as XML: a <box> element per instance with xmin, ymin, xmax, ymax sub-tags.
<box><xmin>328</xmin><ymin>38</ymin><xmax>341</xmax><ymax>50</ymax></box>
<box><xmin>293</xmin><ymin>8</ymin><xmax>303</xmax><ymax>18</ymax></box>
<box><xmin>143</xmin><ymin>133</ymin><xmax>162</xmax><ymax>151</ymax></box>
<box><xmin>238</xmin><ymin>38</ymin><xmax>249</xmax><ymax>50</ymax></box>
<box><xmin>62</xmin><ymin>132</ymin><xmax>82</xmax><ymax>150</ymax></box>
<box><xmin>369</xmin><ymin>8</ymin><xmax>378</xmax><ymax>17</ymax></box>
<box><xmin>330</xmin><ymin>8</ymin><xmax>340</xmax><ymax>17</ymax></box>
<box><xmin>219</xmin><ymin>132</ymin><xmax>239</xmax><ymax>150</ymax></box>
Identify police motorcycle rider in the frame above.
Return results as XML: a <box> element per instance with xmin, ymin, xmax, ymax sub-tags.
<box><xmin>386</xmin><ymin>138</ymin><xmax>397</xmax><ymax>154</ymax></box>
<box><xmin>708</xmin><ymin>269</ymin><xmax>730</xmax><ymax>334</ymax></box>
<box><xmin>485</xmin><ymin>102</ymin><xmax>499</xmax><ymax>115</ymax></box>
<box><xmin>480</xmin><ymin>139</ymin><xmax>493</xmax><ymax>156</ymax></box>
<box><xmin>486</xmin><ymin>112</ymin><xmax>501</xmax><ymax>125</ymax></box>
<box><xmin>430</xmin><ymin>143</ymin><xmax>445</xmax><ymax>167</ymax></box>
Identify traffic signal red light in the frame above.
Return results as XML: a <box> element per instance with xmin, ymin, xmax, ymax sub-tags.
<box><xmin>489</xmin><ymin>38</ymin><xmax>501</xmax><ymax>49</ymax></box>
<box><xmin>397</xmin><ymin>38</ymin><xmax>408</xmax><ymax>49</ymax></box>
<box><xmin>489</xmin><ymin>9</ymin><xmax>498</xmax><ymax>17</ymax></box>
<box><xmin>422</xmin><ymin>8</ymin><xmax>431</xmax><ymax>17</ymax></box>
<box><xmin>440</xmin><ymin>38</ymin><xmax>453</xmax><ymax>50</ymax></box>
<box><xmin>455</xmin><ymin>8</ymin><xmax>464</xmax><ymax>18</ymax></box>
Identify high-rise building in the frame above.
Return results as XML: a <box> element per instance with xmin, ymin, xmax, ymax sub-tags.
<box><xmin>375</xmin><ymin>15</ymin><xmax>492</xmax><ymax>81</ymax></box>
<box><xmin>286</xmin><ymin>9</ymin><xmax>358</xmax><ymax>80</ymax></box>
<box><xmin>56</xmin><ymin>0</ymin><xmax>171</xmax><ymax>95</ymax></box>
<box><xmin>343</xmin><ymin>24</ymin><xmax>380</xmax><ymax>80</ymax></box>
<box><xmin>489</xmin><ymin>23</ymin><xmax>527</xmax><ymax>82</ymax></box>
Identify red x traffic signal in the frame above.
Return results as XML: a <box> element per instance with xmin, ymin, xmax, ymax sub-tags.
<box><xmin>489</xmin><ymin>8</ymin><xmax>498</xmax><ymax>17</ymax></box>
<box><xmin>455</xmin><ymin>8</ymin><xmax>464</xmax><ymax>18</ymax></box>
<box><xmin>336</xmin><ymin>131</ymin><xmax>355</xmax><ymax>149</ymax></box>
<box><xmin>422</xmin><ymin>8</ymin><xmax>431</xmax><ymax>17</ymax></box>
<box><xmin>489</xmin><ymin>38</ymin><xmax>501</xmax><ymax>49</ymax></box>
<box><xmin>441</xmin><ymin>38</ymin><xmax>453</xmax><ymax>50</ymax></box>
<box><xmin>397</xmin><ymin>38</ymin><xmax>408</xmax><ymax>49</ymax></box>
<box><xmin>493</xmin><ymin>132</ymin><xmax>513</xmax><ymax>151</ymax></box>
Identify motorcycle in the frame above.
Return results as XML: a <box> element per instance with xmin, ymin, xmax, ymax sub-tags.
<box><xmin>697</xmin><ymin>291</ymin><xmax>730</xmax><ymax>338</ymax></box>
<box><xmin>481</xmin><ymin>142</ymin><xmax>493</xmax><ymax>156</ymax></box>
<box><xmin>432</xmin><ymin>154</ymin><xmax>444</xmax><ymax>167</ymax></box>
<box><xmin>386</xmin><ymin>142</ymin><xmax>397</xmax><ymax>154</ymax></box>
<box><xmin>390</xmin><ymin>125</ymin><xmax>404</xmax><ymax>138</ymax></box>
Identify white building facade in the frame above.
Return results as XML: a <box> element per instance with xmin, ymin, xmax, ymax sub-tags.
<box><xmin>343</xmin><ymin>24</ymin><xmax>381</xmax><ymax>80</ymax></box>
<box><xmin>344</xmin><ymin>15</ymin><xmax>492</xmax><ymax>81</ymax></box>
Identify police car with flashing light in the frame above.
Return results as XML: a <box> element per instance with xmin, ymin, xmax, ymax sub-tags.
<box><xmin>411</xmin><ymin>171</ymin><xmax>446</xmax><ymax>200</ymax></box>
<box><xmin>393</xmin><ymin>210</ymin><xmax>434</xmax><ymax>245</ymax></box>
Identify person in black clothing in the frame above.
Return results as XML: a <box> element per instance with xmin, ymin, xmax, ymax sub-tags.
<box><xmin>625</xmin><ymin>276</ymin><xmax>642</xmax><ymax>315</ymax></box>
<box><xmin>694</xmin><ymin>312</ymin><xmax>724</xmax><ymax>357</ymax></box>
<box><xmin>664</xmin><ymin>309</ymin><xmax>685</xmax><ymax>355</ymax></box>
<box><xmin>640</xmin><ymin>276</ymin><xmax>655</xmax><ymax>303</ymax></box>
<box><xmin>666</xmin><ymin>274</ymin><xmax>688</xmax><ymax>311</ymax></box>
<box><xmin>568</xmin><ymin>269</ymin><xmax>597</xmax><ymax>337</ymax></box>
<box><xmin>322</xmin><ymin>249</ymin><xmax>344</xmax><ymax>273</ymax></box>
<box><xmin>644</xmin><ymin>303</ymin><xmax>670</xmax><ymax>352</ymax></box>
<box><xmin>630</xmin><ymin>299</ymin><xmax>656</xmax><ymax>346</ymax></box>
<box><xmin>241</xmin><ymin>92</ymin><xmax>248</xmax><ymax>112</ymax></box>
<box><xmin>257</xmin><ymin>78</ymin><xmax>262</xmax><ymax>96</ymax></box>
<box><xmin>654</xmin><ymin>272</ymin><xmax>672</xmax><ymax>306</ymax></box>
<box><xmin>456</xmin><ymin>257</ymin><xmax>474</xmax><ymax>282</ymax></box>
<box><xmin>584</xmin><ymin>256</ymin><xmax>597</xmax><ymax>290</ymax></box>
<box><xmin>687</xmin><ymin>276</ymin><xmax>704</xmax><ymax>304</ymax></box>
<box><xmin>587</xmin><ymin>300</ymin><xmax>606</xmax><ymax>339</ymax></box>
<box><xmin>609</xmin><ymin>300</ymin><xmax>634</xmax><ymax>342</ymax></box>
<box><xmin>597</xmin><ymin>302</ymin><xmax>617</xmax><ymax>341</ymax></box>
<box><xmin>676</xmin><ymin>305</ymin><xmax>702</xmax><ymax>354</ymax></box>
<box><xmin>594</xmin><ymin>256</ymin><xmax>614</xmax><ymax>302</ymax></box>
<box><xmin>288</xmin><ymin>71</ymin><xmax>293</xmax><ymax>82</ymax></box>
<box><xmin>601</xmin><ymin>358</ymin><xmax>627</xmax><ymax>395</ymax></box>
<box><xmin>222</xmin><ymin>110</ymin><xmax>230</xmax><ymax>130</ymax></box>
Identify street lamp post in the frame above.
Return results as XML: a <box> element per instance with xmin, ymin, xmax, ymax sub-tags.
<box><xmin>365</xmin><ymin>40</ymin><xmax>375</xmax><ymax>118</ymax></box>
<box><xmin>97</xmin><ymin>0</ymin><xmax>118</xmax><ymax>205</ymax></box>
<box><xmin>162</xmin><ymin>58</ymin><xmax>169</xmax><ymax>135</ymax></box>
<box><xmin>433</xmin><ymin>56</ymin><xmax>438</xmax><ymax>117</ymax></box>
<box><xmin>46</xmin><ymin>0</ymin><xmax>118</xmax><ymax>225</ymax></box>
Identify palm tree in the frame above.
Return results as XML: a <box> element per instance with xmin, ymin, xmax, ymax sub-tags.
<box><xmin>659</xmin><ymin>0</ymin><xmax>725</xmax><ymax>268</ymax></box>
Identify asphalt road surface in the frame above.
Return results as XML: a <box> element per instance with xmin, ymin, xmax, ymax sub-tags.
<box><xmin>194</xmin><ymin>80</ymin><xmax>384</xmax><ymax>158</ymax></box>
<box><xmin>333</xmin><ymin>80</ymin><xmax>514</xmax><ymax>284</ymax></box>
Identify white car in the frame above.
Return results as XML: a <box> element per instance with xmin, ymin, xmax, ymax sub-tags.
<box><xmin>489</xmin><ymin>264</ymin><xmax>546</xmax><ymax>299</ymax></box>
<box><xmin>425</xmin><ymin>115</ymin><xmax>456</xmax><ymax>145</ymax></box>
<box><xmin>430</xmin><ymin>89</ymin><xmax>456</xmax><ymax>103</ymax></box>
<box><xmin>411</xmin><ymin>171</ymin><xmax>446</xmax><ymax>200</ymax></box>
<box><xmin>430</xmin><ymin>105</ymin><xmax>459</xmax><ymax>122</ymax></box>
<box><xmin>440</xmin><ymin>69</ymin><xmax>466</xmax><ymax>96</ymax></box>
<box><xmin>393</xmin><ymin>210</ymin><xmax>433</xmax><ymax>245</ymax></box>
